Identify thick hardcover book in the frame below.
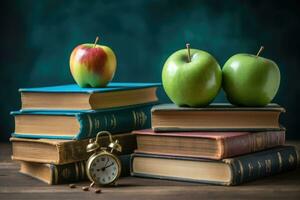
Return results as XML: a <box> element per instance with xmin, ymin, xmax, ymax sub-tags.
<box><xmin>133</xmin><ymin>129</ymin><xmax>285</xmax><ymax>159</ymax></box>
<box><xmin>19</xmin><ymin>154</ymin><xmax>131</xmax><ymax>185</ymax></box>
<box><xmin>131</xmin><ymin>146</ymin><xmax>299</xmax><ymax>185</ymax></box>
<box><xmin>19</xmin><ymin>83</ymin><xmax>160</xmax><ymax>111</ymax></box>
<box><xmin>11</xmin><ymin>133</ymin><xmax>136</xmax><ymax>164</ymax></box>
<box><xmin>11</xmin><ymin>103</ymin><xmax>154</xmax><ymax>140</ymax></box>
<box><xmin>151</xmin><ymin>103</ymin><xmax>285</xmax><ymax>132</ymax></box>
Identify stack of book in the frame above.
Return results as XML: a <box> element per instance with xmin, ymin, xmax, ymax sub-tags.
<box><xmin>10</xmin><ymin>83</ymin><xmax>159</xmax><ymax>184</ymax></box>
<box><xmin>131</xmin><ymin>103</ymin><xmax>299</xmax><ymax>185</ymax></box>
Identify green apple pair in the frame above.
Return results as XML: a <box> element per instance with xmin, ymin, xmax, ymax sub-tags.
<box><xmin>162</xmin><ymin>44</ymin><xmax>280</xmax><ymax>107</ymax></box>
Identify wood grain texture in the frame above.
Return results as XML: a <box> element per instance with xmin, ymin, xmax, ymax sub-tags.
<box><xmin>1</xmin><ymin>142</ymin><xmax>300</xmax><ymax>200</ymax></box>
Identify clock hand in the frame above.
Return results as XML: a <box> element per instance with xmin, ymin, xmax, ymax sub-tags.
<box><xmin>101</xmin><ymin>158</ymin><xmax>110</xmax><ymax>171</ymax></box>
<box><xmin>101</xmin><ymin>162</ymin><xmax>114</xmax><ymax>171</ymax></box>
<box><xmin>104</xmin><ymin>159</ymin><xmax>109</xmax><ymax>168</ymax></box>
<box><xmin>104</xmin><ymin>163</ymin><xmax>114</xmax><ymax>169</ymax></box>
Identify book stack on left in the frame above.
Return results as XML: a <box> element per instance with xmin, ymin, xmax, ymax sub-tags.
<box><xmin>10</xmin><ymin>83</ymin><xmax>159</xmax><ymax>184</ymax></box>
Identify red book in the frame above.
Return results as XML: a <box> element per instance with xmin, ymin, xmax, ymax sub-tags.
<box><xmin>133</xmin><ymin>129</ymin><xmax>285</xmax><ymax>159</ymax></box>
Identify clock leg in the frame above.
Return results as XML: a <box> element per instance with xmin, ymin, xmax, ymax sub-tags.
<box><xmin>82</xmin><ymin>186</ymin><xmax>89</xmax><ymax>191</ymax></box>
<box><xmin>90</xmin><ymin>182</ymin><xmax>102</xmax><ymax>194</ymax></box>
<box><xmin>90</xmin><ymin>181</ymin><xmax>95</xmax><ymax>188</ymax></box>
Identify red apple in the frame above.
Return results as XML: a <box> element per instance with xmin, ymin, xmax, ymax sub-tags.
<box><xmin>70</xmin><ymin>37</ymin><xmax>117</xmax><ymax>87</ymax></box>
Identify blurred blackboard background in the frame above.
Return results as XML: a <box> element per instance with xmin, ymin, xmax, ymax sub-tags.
<box><xmin>1</xmin><ymin>0</ymin><xmax>300</xmax><ymax>141</ymax></box>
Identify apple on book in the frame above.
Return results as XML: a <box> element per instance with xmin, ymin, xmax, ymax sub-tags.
<box><xmin>69</xmin><ymin>36</ymin><xmax>117</xmax><ymax>88</ymax></box>
<box><xmin>222</xmin><ymin>46</ymin><xmax>281</xmax><ymax>106</ymax></box>
<box><xmin>162</xmin><ymin>44</ymin><xmax>222</xmax><ymax>107</ymax></box>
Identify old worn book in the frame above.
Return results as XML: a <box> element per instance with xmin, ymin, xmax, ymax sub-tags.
<box><xmin>11</xmin><ymin>103</ymin><xmax>154</xmax><ymax>140</ymax></box>
<box><xmin>131</xmin><ymin>146</ymin><xmax>299</xmax><ymax>186</ymax></box>
<box><xmin>19</xmin><ymin>154</ymin><xmax>131</xmax><ymax>185</ymax></box>
<box><xmin>11</xmin><ymin>133</ymin><xmax>136</xmax><ymax>164</ymax></box>
<box><xmin>19</xmin><ymin>83</ymin><xmax>159</xmax><ymax>110</ymax></box>
<box><xmin>133</xmin><ymin>129</ymin><xmax>285</xmax><ymax>159</ymax></box>
<box><xmin>151</xmin><ymin>103</ymin><xmax>285</xmax><ymax>132</ymax></box>
<box><xmin>20</xmin><ymin>160</ymin><xmax>86</xmax><ymax>185</ymax></box>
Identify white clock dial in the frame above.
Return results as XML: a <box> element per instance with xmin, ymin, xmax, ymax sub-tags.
<box><xmin>89</xmin><ymin>154</ymin><xmax>119</xmax><ymax>185</ymax></box>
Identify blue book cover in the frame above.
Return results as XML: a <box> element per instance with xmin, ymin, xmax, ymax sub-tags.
<box><xmin>11</xmin><ymin>103</ymin><xmax>156</xmax><ymax>140</ymax></box>
<box><xmin>19</xmin><ymin>82</ymin><xmax>161</xmax><ymax>111</ymax></box>
<box><xmin>19</xmin><ymin>82</ymin><xmax>161</xmax><ymax>93</ymax></box>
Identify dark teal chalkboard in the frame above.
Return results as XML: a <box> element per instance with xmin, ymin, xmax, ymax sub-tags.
<box><xmin>1</xmin><ymin>0</ymin><xmax>300</xmax><ymax>140</ymax></box>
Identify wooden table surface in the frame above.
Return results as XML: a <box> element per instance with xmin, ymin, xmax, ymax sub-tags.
<box><xmin>1</xmin><ymin>142</ymin><xmax>300</xmax><ymax>200</ymax></box>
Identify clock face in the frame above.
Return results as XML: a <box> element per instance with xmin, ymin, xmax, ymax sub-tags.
<box><xmin>88</xmin><ymin>154</ymin><xmax>120</xmax><ymax>185</ymax></box>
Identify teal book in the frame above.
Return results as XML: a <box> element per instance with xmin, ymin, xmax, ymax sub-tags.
<box><xmin>20</xmin><ymin>154</ymin><xmax>131</xmax><ymax>185</ymax></box>
<box><xmin>131</xmin><ymin>146</ymin><xmax>299</xmax><ymax>186</ymax></box>
<box><xmin>19</xmin><ymin>82</ymin><xmax>160</xmax><ymax>111</ymax></box>
<box><xmin>11</xmin><ymin>103</ymin><xmax>155</xmax><ymax>140</ymax></box>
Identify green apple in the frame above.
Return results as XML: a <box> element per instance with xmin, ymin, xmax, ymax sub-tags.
<box><xmin>162</xmin><ymin>44</ymin><xmax>222</xmax><ymax>107</ymax></box>
<box><xmin>222</xmin><ymin>47</ymin><xmax>280</xmax><ymax>106</ymax></box>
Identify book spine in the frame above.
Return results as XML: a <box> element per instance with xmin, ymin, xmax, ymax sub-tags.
<box><xmin>50</xmin><ymin>155</ymin><xmax>131</xmax><ymax>185</ymax></box>
<box><xmin>57</xmin><ymin>140</ymin><xmax>90</xmax><ymax>164</ymax></box>
<box><xmin>119</xmin><ymin>154</ymin><xmax>131</xmax><ymax>177</ymax></box>
<box><xmin>76</xmin><ymin>105</ymin><xmax>153</xmax><ymax>140</ymax></box>
<box><xmin>57</xmin><ymin>134</ymin><xmax>137</xmax><ymax>164</ymax></box>
<box><xmin>225</xmin><ymin>146</ymin><xmax>299</xmax><ymax>185</ymax></box>
<box><xmin>222</xmin><ymin>131</ymin><xmax>285</xmax><ymax>158</ymax></box>
<box><xmin>50</xmin><ymin>161</ymin><xmax>86</xmax><ymax>185</ymax></box>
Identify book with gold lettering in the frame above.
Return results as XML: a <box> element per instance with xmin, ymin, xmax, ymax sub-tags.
<box><xmin>131</xmin><ymin>146</ymin><xmax>299</xmax><ymax>185</ymax></box>
<box><xmin>133</xmin><ymin>129</ymin><xmax>285</xmax><ymax>159</ymax></box>
<box><xmin>11</xmin><ymin>133</ymin><xmax>136</xmax><ymax>164</ymax></box>
<box><xmin>19</xmin><ymin>154</ymin><xmax>131</xmax><ymax>185</ymax></box>
<box><xmin>11</xmin><ymin>103</ymin><xmax>154</xmax><ymax>140</ymax></box>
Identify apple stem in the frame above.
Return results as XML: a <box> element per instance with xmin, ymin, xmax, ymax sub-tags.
<box><xmin>93</xmin><ymin>36</ymin><xmax>99</xmax><ymax>48</ymax></box>
<box><xmin>186</xmin><ymin>43</ymin><xmax>191</xmax><ymax>62</ymax></box>
<box><xmin>256</xmin><ymin>46</ymin><xmax>264</xmax><ymax>57</ymax></box>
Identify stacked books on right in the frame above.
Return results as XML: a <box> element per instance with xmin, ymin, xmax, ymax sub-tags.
<box><xmin>131</xmin><ymin>103</ymin><xmax>299</xmax><ymax>185</ymax></box>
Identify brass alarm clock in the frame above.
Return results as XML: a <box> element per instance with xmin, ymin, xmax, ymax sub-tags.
<box><xmin>86</xmin><ymin>131</ymin><xmax>122</xmax><ymax>186</ymax></box>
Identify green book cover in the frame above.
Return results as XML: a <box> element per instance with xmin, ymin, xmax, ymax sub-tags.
<box><xmin>11</xmin><ymin>103</ymin><xmax>156</xmax><ymax>140</ymax></box>
<box><xmin>131</xmin><ymin>146</ymin><xmax>299</xmax><ymax>186</ymax></box>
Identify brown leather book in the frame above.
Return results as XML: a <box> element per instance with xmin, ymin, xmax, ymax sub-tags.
<box><xmin>133</xmin><ymin>129</ymin><xmax>285</xmax><ymax>159</ymax></box>
<box><xmin>151</xmin><ymin>103</ymin><xmax>285</xmax><ymax>132</ymax></box>
<box><xmin>19</xmin><ymin>154</ymin><xmax>131</xmax><ymax>185</ymax></box>
<box><xmin>11</xmin><ymin>133</ymin><xmax>136</xmax><ymax>165</ymax></box>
